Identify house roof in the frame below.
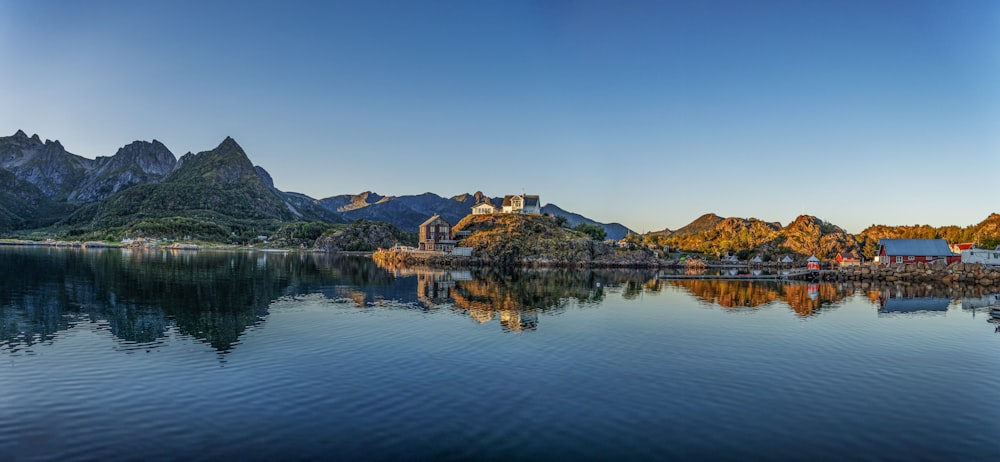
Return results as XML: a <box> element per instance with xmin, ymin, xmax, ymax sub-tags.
<box><xmin>880</xmin><ymin>297</ymin><xmax>950</xmax><ymax>313</ymax></box>
<box><xmin>419</xmin><ymin>214</ymin><xmax>449</xmax><ymax>228</ymax></box>
<box><xmin>807</xmin><ymin>255</ymin><xmax>820</xmax><ymax>262</ymax></box>
<box><xmin>878</xmin><ymin>239</ymin><xmax>955</xmax><ymax>256</ymax></box>
<box><xmin>780</xmin><ymin>256</ymin><xmax>793</xmax><ymax>262</ymax></box>
<box><xmin>471</xmin><ymin>202</ymin><xmax>497</xmax><ymax>210</ymax></box>
<box><xmin>838</xmin><ymin>252</ymin><xmax>857</xmax><ymax>260</ymax></box>
<box><xmin>501</xmin><ymin>194</ymin><xmax>540</xmax><ymax>207</ymax></box>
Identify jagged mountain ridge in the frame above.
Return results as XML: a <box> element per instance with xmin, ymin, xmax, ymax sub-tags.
<box><xmin>0</xmin><ymin>130</ymin><xmax>94</xmax><ymax>199</ymax></box>
<box><xmin>0</xmin><ymin>130</ymin><xmax>177</xmax><ymax>203</ymax></box>
<box><xmin>0</xmin><ymin>130</ymin><xmax>627</xmax><ymax>239</ymax></box>
<box><xmin>65</xmin><ymin>137</ymin><xmax>317</xmax><ymax>229</ymax></box>
<box><xmin>315</xmin><ymin>191</ymin><xmax>633</xmax><ymax>240</ymax></box>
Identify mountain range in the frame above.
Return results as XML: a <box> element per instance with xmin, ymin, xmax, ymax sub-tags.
<box><xmin>0</xmin><ymin>130</ymin><xmax>632</xmax><ymax>240</ymax></box>
<box><xmin>3</xmin><ymin>129</ymin><xmax>994</xmax><ymax>252</ymax></box>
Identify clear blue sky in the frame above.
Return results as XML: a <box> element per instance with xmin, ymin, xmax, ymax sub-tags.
<box><xmin>1</xmin><ymin>0</ymin><xmax>997</xmax><ymax>233</ymax></box>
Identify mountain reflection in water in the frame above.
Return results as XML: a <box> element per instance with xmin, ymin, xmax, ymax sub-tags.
<box><xmin>2</xmin><ymin>246</ymin><xmax>998</xmax><ymax>356</ymax></box>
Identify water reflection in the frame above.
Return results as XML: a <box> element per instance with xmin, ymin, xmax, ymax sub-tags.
<box><xmin>3</xmin><ymin>247</ymin><xmax>999</xmax><ymax>355</ymax></box>
<box><xmin>664</xmin><ymin>280</ymin><xmax>850</xmax><ymax>316</ymax></box>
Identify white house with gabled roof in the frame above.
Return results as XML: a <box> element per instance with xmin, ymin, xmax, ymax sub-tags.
<box><xmin>501</xmin><ymin>194</ymin><xmax>541</xmax><ymax>214</ymax></box>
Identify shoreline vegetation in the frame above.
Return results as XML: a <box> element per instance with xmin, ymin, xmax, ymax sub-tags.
<box><xmin>4</xmin><ymin>210</ymin><xmax>1000</xmax><ymax>289</ymax></box>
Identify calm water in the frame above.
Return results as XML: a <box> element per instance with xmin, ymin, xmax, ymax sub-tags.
<box><xmin>1</xmin><ymin>247</ymin><xmax>998</xmax><ymax>461</ymax></box>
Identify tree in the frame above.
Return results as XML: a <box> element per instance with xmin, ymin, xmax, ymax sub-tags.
<box><xmin>574</xmin><ymin>223</ymin><xmax>606</xmax><ymax>241</ymax></box>
<box><xmin>978</xmin><ymin>235</ymin><xmax>1000</xmax><ymax>250</ymax></box>
<box><xmin>554</xmin><ymin>215</ymin><xmax>569</xmax><ymax>228</ymax></box>
<box><xmin>623</xmin><ymin>232</ymin><xmax>643</xmax><ymax>250</ymax></box>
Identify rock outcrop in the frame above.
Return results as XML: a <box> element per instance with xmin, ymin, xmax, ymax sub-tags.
<box><xmin>313</xmin><ymin>220</ymin><xmax>413</xmax><ymax>252</ymax></box>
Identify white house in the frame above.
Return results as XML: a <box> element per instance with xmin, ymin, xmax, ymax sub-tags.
<box><xmin>471</xmin><ymin>201</ymin><xmax>498</xmax><ymax>215</ymax></box>
<box><xmin>501</xmin><ymin>194</ymin><xmax>541</xmax><ymax>214</ymax></box>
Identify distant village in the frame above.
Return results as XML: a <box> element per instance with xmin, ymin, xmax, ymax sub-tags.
<box><xmin>409</xmin><ymin>193</ymin><xmax>542</xmax><ymax>254</ymax></box>
<box><xmin>403</xmin><ymin>193</ymin><xmax>1000</xmax><ymax>269</ymax></box>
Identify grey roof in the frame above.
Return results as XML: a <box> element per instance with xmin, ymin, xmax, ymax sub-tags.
<box><xmin>471</xmin><ymin>202</ymin><xmax>497</xmax><ymax>210</ymax></box>
<box><xmin>807</xmin><ymin>255</ymin><xmax>820</xmax><ymax>262</ymax></box>
<box><xmin>880</xmin><ymin>297</ymin><xmax>950</xmax><ymax>313</ymax></box>
<box><xmin>501</xmin><ymin>194</ymin><xmax>540</xmax><ymax>207</ymax></box>
<box><xmin>878</xmin><ymin>239</ymin><xmax>956</xmax><ymax>257</ymax></box>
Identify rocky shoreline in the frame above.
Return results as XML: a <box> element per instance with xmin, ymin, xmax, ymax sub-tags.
<box><xmin>1</xmin><ymin>239</ymin><xmax>207</xmax><ymax>251</ymax></box>
<box><xmin>820</xmin><ymin>261</ymin><xmax>1000</xmax><ymax>286</ymax></box>
<box><xmin>373</xmin><ymin>248</ymin><xmax>1000</xmax><ymax>287</ymax></box>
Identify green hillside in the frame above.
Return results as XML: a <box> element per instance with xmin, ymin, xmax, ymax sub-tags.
<box><xmin>62</xmin><ymin>137</ymin><xmax>302</xmax><ymax>240</ymax></box>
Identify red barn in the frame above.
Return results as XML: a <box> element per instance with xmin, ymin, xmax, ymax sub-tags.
<box><xmin>876</xmin><ymin>239</ymin><xmax>960</xmax><ymax>265</ymax></box>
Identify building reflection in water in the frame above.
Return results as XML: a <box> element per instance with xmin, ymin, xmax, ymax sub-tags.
<box><xmin>6</xmin><ymin>246</ymin><xmax>1000</xmax><ymax>354</ymax></box>
<box><xmin>383</xmin><ymin>266</ymin><xmax>617</xmax><ymax>332</ymax></box>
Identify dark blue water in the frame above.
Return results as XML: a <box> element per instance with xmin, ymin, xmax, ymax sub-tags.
<box><xmin>1</xmin><ymin>247</ymin><xmax>998</xmax><ymax>461</ymax></box>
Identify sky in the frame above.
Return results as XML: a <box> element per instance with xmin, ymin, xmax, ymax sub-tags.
<box><xmin>1</xmin><ymin>0</ymin><xmax>997</xmax><ymax>233</ymax></box>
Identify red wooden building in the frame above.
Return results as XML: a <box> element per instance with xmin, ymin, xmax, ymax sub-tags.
<box><xmin>876</xmin><ymin>239</ymin><xmax>960</xmax><ymax>265</ymax></box>
<box><xmin>836</xmin><ymin>252</ymin><xmax>860</xmax><ymax>267</ymax></box>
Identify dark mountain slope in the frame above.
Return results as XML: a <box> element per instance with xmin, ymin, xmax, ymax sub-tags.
<box><xmin>65</xmin><ymin>137</ymin><xmax>298</xmax><ymax>230</ymax></box>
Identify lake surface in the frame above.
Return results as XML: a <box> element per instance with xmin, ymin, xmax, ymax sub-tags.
<box><xmin>1</xmin><ymin>246</ymin><xmax>998</xmax><ymax>461</ymax></box>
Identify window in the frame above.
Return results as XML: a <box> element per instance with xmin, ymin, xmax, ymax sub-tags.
<box><xmin>907</xmin><ymin>256</ymin><xmax>914</xmax><ymax>261</ymax></box>
<box><xmin>895</xmin><ymin>256</ymin><xmax>902</xmax><ymax>263</ymax></box>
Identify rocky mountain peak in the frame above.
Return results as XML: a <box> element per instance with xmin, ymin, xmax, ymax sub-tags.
<box><xmin>2</xmin><ymin>130</ymin><xmax>42</xmax><ymax>149</ymax></box>
<box><xmin>217</xmin><ymin>136</ymin><xmax>243</xmax><ymax>153</ymax></box>
<box><xmin>114</xmin><ymin>140</ymin><xmax>177</xmax><ymax>175</ymax></box>
<box><xmin>166</xmin><ymin>137</ymin><xmax>259</xmax><ymax>187</ymax></box>
<box><xmin>65</xmin><ymin>139</ymin><xmax>177</xmax><ymax>202</ymax></box>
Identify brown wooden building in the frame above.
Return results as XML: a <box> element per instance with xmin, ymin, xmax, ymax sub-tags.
<box><xmin>418</xmin><ymin>215</ymin><xmax>457</xmax><ymax>252</ymax></box>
